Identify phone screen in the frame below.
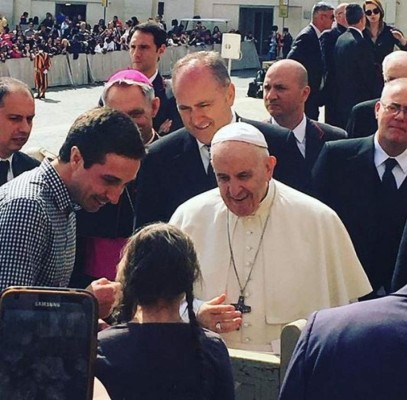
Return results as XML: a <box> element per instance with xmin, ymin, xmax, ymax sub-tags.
<box><xmin>0</xmin><ymin>289</ymin><xmax>97</xmax><ymax>400</ymax></box>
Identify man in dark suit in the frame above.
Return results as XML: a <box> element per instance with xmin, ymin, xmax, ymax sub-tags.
<box><xmin>279</xmin><ymin>285</ymin><xmax>407</xmax><ymax>400</ymax></box>
<box><xmin>391</xmin><ymin>221</ymin><xmax>407</xmax><ymax>292</ymax></box>
<box><xmin>287</xmin><ymin>2</ymin><xmax>334</xmax><ymax>120</ymax></box>
<box><xmin>263</xmin><ymin>59</ymin><xmax>347</xmax><ymax>194</ymax></box>
<box><xmin>320</xmin><ymin>3</ymin><xmax>348</xmax><ymax>126</ymax></box>
<box><xmin>313</xmin><ymin>78</ymin><xmax>407</xmax><ymax>298</ymax></box>
<box><xmin>135</xmin><ymin>51</ymin><xmax>291</xmax><ymax>228</ymax></box>
<box><xmin>129</xmin><ymin>22</ymin><xmax>182</xmax><ymax>135</ymax></box>
<box><xmin>334</xmin><ymin>3</ymin><xmax>382</xmax><ymax>129</ymax></box>
<box><xmin>0</xmin><ymin>77</ymin><xmax>39</xmax><ymax>186</ymax></box>
<box><xmin>346</xmin><ymin>50</ymin><xmax>407</xmax><ymax>138</ymax></box>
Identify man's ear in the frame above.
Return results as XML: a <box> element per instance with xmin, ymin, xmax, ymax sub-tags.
<box><xmin>151</xmin><ymin>97</ymin><xmax>160</xmax><ymax>118</ymax></box>
<box><xmin>70</xmin><ymin>146</ymin><xmax>83</xmax><ymax>169</ymax></box>
<box><xmin>266</xmin><ymin>155</ymin><xmax>277</xmax><ymax>180</ymax></box>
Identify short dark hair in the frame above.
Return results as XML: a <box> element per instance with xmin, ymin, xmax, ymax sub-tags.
<box><xmin>132</xmin><ymin>21</ymin><xmax>167</xmax><ymax>48</ymax></box>
<box><xmin>58</xmin><ymin>107</ymin><xmax>145</xmax><ymax>168</ymax></box>
<box><xmin>115</xmin><ymin>223</ymin><xmax>201</xmax><ymax>321</ymax></box>
<box><xmin>346</xmin><ymin>3</ymin><xmax>365</xmax><ymax>25</ymax></box>
<box><xmin>0</xmin><ymin>77</ymin><xmax>33</xmax><ymax>107</ymax></box>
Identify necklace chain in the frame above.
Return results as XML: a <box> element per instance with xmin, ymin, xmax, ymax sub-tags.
<box><xmin>226</xmin><ymin>182</ymin><xmax>276</xmax><ymax>296</ymax></box>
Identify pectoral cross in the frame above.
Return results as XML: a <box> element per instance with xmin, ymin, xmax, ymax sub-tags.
<box><xmin>231</xmin><ymin>295</ymin><xmax>251</xmax><ymax>313</ymax></box>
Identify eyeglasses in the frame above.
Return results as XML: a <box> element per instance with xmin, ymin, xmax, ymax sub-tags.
<box><xmin>380</xmin><ymin>102</ymin><xmax>407</xmax><ymax>118</ymax></box>
<box><xmin>365</xmin><ymin>8</ymin><xmax>380</xmax><ymax>16</ymax></box>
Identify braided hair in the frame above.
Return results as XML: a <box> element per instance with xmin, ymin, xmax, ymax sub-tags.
<box><xmin>113</xmin><ymin>223</ymin><xmax>207</xmax><ymax>397</ymax></box>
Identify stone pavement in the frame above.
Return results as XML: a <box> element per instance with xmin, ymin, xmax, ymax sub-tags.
<box><xmin>24</xmin><ymin>69</ymin><xmax>269</xmax><ymax>155</ymax></box>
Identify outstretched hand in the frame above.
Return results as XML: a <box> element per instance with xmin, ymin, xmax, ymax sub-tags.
<box><xmin>197</xmin><ymin>294</ymin><xmax>242</xmax><ymax>333</ymax></box>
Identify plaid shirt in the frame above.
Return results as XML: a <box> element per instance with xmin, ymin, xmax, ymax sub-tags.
<box><xmin>0</xmin><ymin>159</ymin><xmax>76</xmax><ymax>289</ymax></box>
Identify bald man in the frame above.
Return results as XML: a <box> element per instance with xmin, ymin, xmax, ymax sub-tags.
<box><xmin>347</xmin><ymin>50</ymin><xmax>407</xmax><ymax>138</ymax></box>
<box><xmin>263</xmin><ymin>59</ymin><xmax>346</xmax><ymax>194</ymax></box>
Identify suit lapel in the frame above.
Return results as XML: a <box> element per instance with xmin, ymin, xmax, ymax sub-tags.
<box><xmin>305</xmin><ymin>119</ymin><xmax>325</xmax><ymax>167</ymax></box>
<box><xmin>11</xmin><ymin>152</ymin><xmax>24</xmax><ymax>177</ymax></box>
<box><xmin>172</xmin><ymin>132</ymin><xmax>214</xmax><ymax>191</ymax></box>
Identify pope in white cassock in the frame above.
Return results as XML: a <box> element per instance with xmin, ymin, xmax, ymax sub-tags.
<box><xmin>170</xmin><ymin>122</ymin><xmax>372</xmax><ymax>353</ymax></box>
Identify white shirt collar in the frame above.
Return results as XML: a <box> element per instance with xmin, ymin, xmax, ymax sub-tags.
<box><xmin>310</xmin><ymin>23</ymin><xmax>322</xmax><ymax>38</ymax></box>
<box><xmin>149</xmin><ymin>69</ymin><xmax>159</xmax><ymax>83</ymax></box>
<box><xmin>0</xmin><ymin>154</ymin><xmax>13</xmax><ymax>163</ymax></box>
<box><xmin>349</xmin><ymin>26</ymin><xmax>364</xmax><ymax>37</ymax></box>
<box><xmin>271</xmin><ymin>114</ymin><xmax>307</xmax><ymax>144</ymax></box>
<box><xmin>374</xmin><ymin>133</ymin><xmax>407</xmax><ymax>174</ymax></box>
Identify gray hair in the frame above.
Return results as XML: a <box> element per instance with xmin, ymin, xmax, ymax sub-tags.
<box><xmin>312</xmin><ymin>2</ymin><xmax>335</xmax><ymax>16</ymax></box>
<box><xmin>0</xmin><ymin>77</ymin><xmax>33</xmax><ymax>107</ymax></box>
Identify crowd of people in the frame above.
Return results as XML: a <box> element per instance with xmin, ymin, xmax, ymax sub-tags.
<box><xmin>0</xmin><ymin>11</ymin><xmax>257</xmax><ymax>64</ymax></box>
<box><xmin>0</xmin><ymin>1</ymin><xmax>406</xmax><ymax>398</ymax></box>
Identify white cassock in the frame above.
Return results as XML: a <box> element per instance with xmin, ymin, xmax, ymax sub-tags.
<box><xmin>170</xmin><ymin>180</ymin><xmax>372</xmax><ymax>353</ymax></box>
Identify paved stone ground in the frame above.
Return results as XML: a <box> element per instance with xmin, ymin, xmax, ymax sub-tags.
<box><xmin>24</xmin><ymin>69</ymin><xmax>269</xmax><ymax>155</ymax></box>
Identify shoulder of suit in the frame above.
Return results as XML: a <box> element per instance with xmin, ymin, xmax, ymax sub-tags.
<box><xmin>322</xmin><ymin>135</ymin><xmax>373</xmax><ymax>154</ymax></box>
<box><xmin>274</xmin><ymin>179</ymin><xmax>340</xmax><ymax>218</ymax></box>
<box><xmin>242</xmin><ymin>118</ymin><xmax>290</xmax><ymax>138</ymax></box>
<box><xmin>146</xmin><ymin>128</ymin><xmax>192</xmax><ymax>155</ymax></box>
<box><xmin>15</xmin><ymin>151</ymin><xmax>41</xmax><ymax>167</ymax></box>
<box><xmin>309</xmin><ymin>120</ymin><xmax>348</xmax><ymax>139</ymax></box>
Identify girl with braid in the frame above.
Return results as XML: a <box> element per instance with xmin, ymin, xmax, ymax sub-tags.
<box><xmin>96</xmin><ymin>223</ymin><xmax>235</xmax><ymax>400</ymax></box>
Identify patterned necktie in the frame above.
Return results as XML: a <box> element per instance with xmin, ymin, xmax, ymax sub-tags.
<box><xmin>0</xmin><ymin>160</ymin><xmax>10</xmax><ymax>186</ymax></box>
<box><xmin>382</xmin><ymin>158</ymin><xmax>398</xmax><ymax>192</ymax></box>
<box><xmin>206</xmin><ymin>145</ymin><xmax>217</xmax><ymax>185</ymax></box>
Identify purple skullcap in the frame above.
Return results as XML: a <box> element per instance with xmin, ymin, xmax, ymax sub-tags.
<box><xmin>105</xmin><ymin>68</ymin><xmax>153</xmax><ymax>89</ymax></box>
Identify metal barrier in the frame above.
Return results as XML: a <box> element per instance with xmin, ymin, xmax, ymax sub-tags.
<box><xmin>0</xmin><ymin>41</ymin><xmax>260</xmax><ymax>89</ymax></box>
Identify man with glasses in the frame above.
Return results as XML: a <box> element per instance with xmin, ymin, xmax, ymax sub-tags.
<box><xmin>287</xmin><ymin>2</ymin><xmax>335</xmax><ymax>120</ymax></box>
<box><xmin>347</xmin><ymin>50</ymin><xmax>407</xmax><ymax>138</ymax></box>
<box><xmin>312</xmin><ymin>78</ymin><xmax>407</xmax><ymax>300</ymax></box>
<box><xmin>334</xmin><ymin>3</ymin><xmax>382</xmax><ymax>128</ymax></box>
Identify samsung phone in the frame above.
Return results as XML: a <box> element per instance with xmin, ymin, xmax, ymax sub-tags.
<box><xmin>0</xmin><ymin>287</ymin><xmax>98</xmax><ymax>400</ymax></box>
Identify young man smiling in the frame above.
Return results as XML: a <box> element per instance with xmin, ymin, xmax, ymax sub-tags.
<box><xmin>0</xmin><ymin>107</ymin><xmax>145</xmax><ymax>316</ymax></box>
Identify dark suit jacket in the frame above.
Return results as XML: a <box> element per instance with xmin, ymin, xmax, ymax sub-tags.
<box><xmin>346</xmin><ymin>98</ymin><xmax>378</xmax><ymax>138</ymax></box>
<box><xmin>320</xmin><ymin>23</ymin><xmax>346</xmax><ymax>126</ymax></box>
<box><xmin>271</xmin><ymin>118</ymin><xmax>347</xmax><ymax>195</ymax></box>
<box><xmin>152</xmin><ymin>72</ymin><xmax>183</xmax><ymax>134</ymax></box>
<box><xmin>134</xmin><ymin>118</ymin><xmax>290</xmax><ymax>227</ymax></box>
<box><xmin>279</xmin><ymin>286</ymin><xmax>407</xmax><ymax>400</ymax></box>
<box><xmin>287</xmin><ymin>25</ymin><xmax>324</xmax><ymax>120</ymax></box>
<box><xmin>334</xmin><ymin>28</ymin><xmax>381</xmax><ymax>129</ymax></box>
<box><xmin>312</xmin><ymin>136</ymin><xmax>407</xmax><ymax>293</ymax></box>
<box><xmin>8</xmin><ymin>151</ymin><xmax>40</xmax><ymax>183</ymax></box>
<box><xmin>391</xmin><ymin>221</ymin><xmax>407</xmax><ymax>292</ymax></box>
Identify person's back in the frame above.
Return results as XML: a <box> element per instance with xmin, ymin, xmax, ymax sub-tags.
<box><xmin>97</xmin><ymin>323</ymin><xmax>232</xmax><ymax>400</ymax></box>
<box><xmin>279</xmin><ymin>287</ymin><xmax>407</xmax><ymax>400</ymax></box>
<box><xmin>95</xmin><ymin>223</ymin><xmax>235</xmax><ymax>400</ymax></box>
